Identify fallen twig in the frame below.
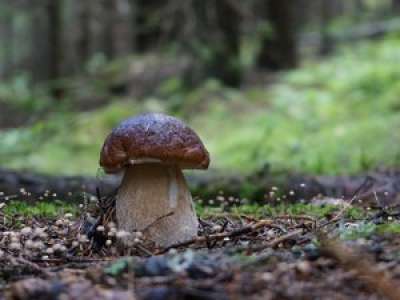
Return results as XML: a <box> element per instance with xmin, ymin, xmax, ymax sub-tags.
<box><xmin>157</xmin><ymin>219</ymin><xmax>274</xmax><ymax>254</ymax></box>
<box><xmin>249</xmin><ymin>228</ymin><xmax>305</xmax><ymax>252</ymax></box>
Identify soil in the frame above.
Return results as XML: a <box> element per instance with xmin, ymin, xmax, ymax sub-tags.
<box><xmin>0</xmin><ymin>192</ymin><xmax>400</xmax><ymax>300</ymax></box>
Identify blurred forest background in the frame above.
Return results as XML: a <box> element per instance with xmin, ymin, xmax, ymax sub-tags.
<box><xmin>1</xmin><ymin>0</ymin><xmax>400</xmax><ymax>178</ymax></box>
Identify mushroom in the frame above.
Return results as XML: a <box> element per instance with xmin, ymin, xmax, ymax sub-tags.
<box><xmin>100</xmin><ymin>113</ymin><xmax>209</xmax><ymax>247</ymax></box>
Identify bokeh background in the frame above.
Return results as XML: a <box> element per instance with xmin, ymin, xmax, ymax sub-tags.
<box><xmin>0</xmin><ymin>0</ymin><xmax>400</xmax><ymax>178</ymax></box>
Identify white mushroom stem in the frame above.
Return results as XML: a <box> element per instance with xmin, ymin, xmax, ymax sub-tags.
<box><xmin>116</xmin><ymin>163</ymin><xmax>198</xmax><ymax>247</ymax></box>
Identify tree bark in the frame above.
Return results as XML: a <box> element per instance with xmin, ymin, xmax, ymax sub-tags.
<box><xmin>134</xmin><ymin>0</ymin><xmax>163</xmax><ymax>52</ymax></box>
<box><xmin>0</xmin><ymin>8</ymin><xmax>14</xmax><ymax>79</ymax></box>
<box><xmin>102</xmin><ymin>0</ymin><xmax>116</xmax><ymax>59</ymax></box>
<box><xmin>47</xmin><ymin>0</ymin><xmax>63</xmax><ymax>80</ymax></box>
<box><xmin>77</xmin><ymin>1</ymin><xmax>91</xmax><ymax>66</ymax></box>
<box><xmin>393</xmin><ymin>0</ymin><xmax>400</xmax><ymax>13</ymax></box>
<box><xmin>257</xmin><ymin>0</ymin><xmax>298</xmax><ymax>70</ymax></box>
<box><xmin>210</xmin><ymin>0</ymin><xmax>242</xmax><ymax>86</ymax></box>
<box><xmin>319</xmin><ymin>0</ymin><xmax>336</xmax><ymax>56</ymax></box>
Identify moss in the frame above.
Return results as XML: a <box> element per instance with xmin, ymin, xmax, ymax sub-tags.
<box><xmin>196</xmin><ymin>202</ymin><xmax>366</xmax><ymax>220</ymax></box>
<box><xmin>3</xmin><ymin>201</ymin><xmax>78</xmax><ymax>219</ymax></box>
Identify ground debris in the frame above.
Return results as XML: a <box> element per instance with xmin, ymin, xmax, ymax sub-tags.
<box><xmin>6</xmin><ymin>278</ymin><xmax>135</xmax><ymax>300</ymax></box>
<box><xmin>319</xmin><ymin>233</ymin><xmax>400</xmax><ymax>300</ymax></box>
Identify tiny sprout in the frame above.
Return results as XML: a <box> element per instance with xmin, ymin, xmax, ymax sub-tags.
<box><xmin>64</xmin><ymin>213</ymin><xmax>73</xmax><ymax>219</ymax></box>
<box><xmin>209</xmin><ymin>199</ymin><xmax>215</xmax><ymax>205</ymax></box>
<box><xmin>52</xmin><ymin>193</ymin><xmax>57</xmax><ymax>197</ymax></box>
<box><xmin>79</xmin><ymin>204</ymin><xmax>84</xmax><ymax>208</ymax></box>
<box><xmin>0</xmin><ymin>192</ymin><xmax>4</xmax><ymax>196</ymax></box>
<box><xmin>271</xmin><ymin>186</ymin><xmax>278</xmax><ymax>191</ymax></box>
<box><xmin>300</xmin><ymin>183</ymin><xmax>306</xmax><ymax>188</ymax></box>
<box><xmin>289</xmin><ymin>190</ymin><xmax>295</xmax><ymax>196</ymax></box>
<box><xmin>90</xmin><ymin>196</ymin><xmax>97</xmax><ymax>202</ymax></box>
<box><xmin>223</xmin><ymin>237</ymin><xmax>230</xmax><ymax>241</ymax></box>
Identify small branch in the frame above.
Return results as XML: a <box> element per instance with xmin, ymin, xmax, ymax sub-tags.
<box><xmin>320</xmin><ymin>176</ymin><xmax>374</xmax><ymax>228</ymax></box>
<box><xmin>5</xmin><ymin>255</ymin><xmax>53</xmax><ymax>279</ymax></box>
<box><xmin>249</xmin><ymin>228</ymin><xmax>304</xmax><ymax>252</ymax></box>
<box><xmin>158</xmin><ymin>219</ymin><xmax>274</xmax><ymax>254</ymax></box>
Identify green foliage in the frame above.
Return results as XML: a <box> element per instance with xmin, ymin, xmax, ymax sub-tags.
<box><xmin>3</xmin><ymin>201</ymin><xmax>78</xmax><ymax>219</ymax></box>
<box><xmin>339</xmin><ymin>222</ymin><xmax>377</xmax><ymax>240</ymax></box>
<box><xmin>376</xmin><ymin>222</ymin><xmax>400</xmax><ymax>234</ymax></box>
<box><xmin>0</xmin><ymin>75</ymin><xmax>52</xmax><ymax>112</ymax></box>
<box><xmin>1</xmin><ymin>38</ymin><xmax>400</xmax><ymax>175</ymax></box>
<box><xmin>338</xmin><ymin>221</ymin><xmax>400</xmax><ymax>240</ymax></box>
<box><xmin>104</xmin><ymin>257</ymin><xmax>135</xmax><ymax>276</ymax></box>
<box><xmin>196</xmin><ymin>202</ymin><xmax>365</xmax><ymax>220</ymax></box>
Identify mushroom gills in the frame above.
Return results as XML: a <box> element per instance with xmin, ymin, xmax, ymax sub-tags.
<box><xmin>116</xmin><ymin>163</ymin><xmax>198</xmax><ymax>247</ymax></box>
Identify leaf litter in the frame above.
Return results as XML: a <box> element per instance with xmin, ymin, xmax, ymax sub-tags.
<box><xmin>1</xmin><ymin>179</ymin><xmax>400</xmax><ymax>300</ymax></box>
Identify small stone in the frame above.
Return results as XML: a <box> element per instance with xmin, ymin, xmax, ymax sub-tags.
<box><xmin>9</xmin><ymin>242</ymin><xmax>21</xmax><ymax>250</ymax></box>
<box><xmin>296</xmin><ymin>261</ymin><xmax>312</xmax><ymax>274</ymax></box>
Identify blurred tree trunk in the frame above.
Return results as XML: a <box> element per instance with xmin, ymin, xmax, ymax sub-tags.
<box><xmin>0</xmin><ymin>10</ymin><xmax>14</xmax><ymax>78</ymax></box>
<box><xmin>134</xmin><ymin>0</ymin><xmax>163</xmax><ymax>52</ymax></box>
<box><xmin>210</xmin><ymin>0</ymin><xmax>241</xmax><ymax>86</ymax></box>
<box><xmin>47</xmin><ymin>0</ymin><xmax>63</xmax><ymax>80</ymax></box>
<box><xmin>102</xmin><ymin>0</ymin><xmax>133</xmax><ymax>59</ymax></box>
<box><xmin>113</xmin><ymin>0</ymin><xmax>133</xmax><ymax>56</ymax></box>
<box><xmin>78</xmin><ymin>1</ymin><xmax>91</xmax><ymax>66</ymax></box>
<box><xmin>47</xmin><ymin>0</ymin><xmax>64</xmax><ymax>98</ymax></box>
<box><xmin>393</xmin><ymin>0</ymin><xmax>400</xmax><ymax>12</ymax></box>
<box><xmin>102</xmin><ymin>0</ymin><xmax>116</xmax><ymax>59</ymax></box>
<box><xmin>31</xmin><ymin>4</ymin><xmax>49</xmax><ymax>82</ymax></box>
<box><xmin>257</xmin><ymin>0</ymin><xmax>298</xmax><ymax>70</ymax></box>
<box><xmin>319</xmin><ymin>0</ymin><xmax>336</xmax><ymax>56</ymax></box>
<box><xmin>187</xmin><ymin>0</ymin><xmax>241</xmax><ymax>87</ymax></box>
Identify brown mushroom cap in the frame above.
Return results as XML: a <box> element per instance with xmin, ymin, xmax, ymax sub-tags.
<box><xmin>100</xmin><ymin>113</ymin><xmax>210</xmax><ymax>173</ymax></box>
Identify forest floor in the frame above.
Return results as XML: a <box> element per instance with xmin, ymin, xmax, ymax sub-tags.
<box><xmin>1</xmin><ymin>37</ymin><xmax>400</xmax><ymax>300</ymax></box>
<box><xmin>1</xmin><ymin>179</ymin><xmax>400</xmax><ymax>300</ymax></box>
